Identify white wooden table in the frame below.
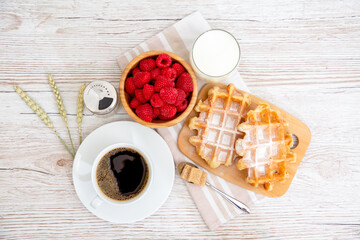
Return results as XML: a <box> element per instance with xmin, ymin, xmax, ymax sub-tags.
<box><xmin>1</xmin><ymin>1</ymin><xmax>360</xmax><ymax>239</ymax></box>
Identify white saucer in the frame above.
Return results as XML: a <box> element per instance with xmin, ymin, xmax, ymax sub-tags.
<box><xmin>72</xmin><ymin>121</ymin><xmax>175</xmax><ymax>223</ymax></box>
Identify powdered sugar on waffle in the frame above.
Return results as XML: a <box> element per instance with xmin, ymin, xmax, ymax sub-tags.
<box><xmin>189</xmin><ymin>84</ymin><xmax>250</xmax><ymax>168</ymax></box>
<box><xmin>235</xmin><ymin>104</ymin><xmax>296</xmax><ymax>191</ymax></box>
<box><xmin>236</xmin><ymin>124</ymin><xmax>287</xmax><ymax>170</ymax></box>
<box><xmin>200</xmin><ymin>99</ymin><xmax>242</xmax><ymax>163</ymax></box>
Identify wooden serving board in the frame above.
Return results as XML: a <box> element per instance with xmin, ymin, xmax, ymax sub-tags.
<box><xmin>178</xmin><ymin>83</ymin><xmax>311</xmax><ymax>197</ymax></box>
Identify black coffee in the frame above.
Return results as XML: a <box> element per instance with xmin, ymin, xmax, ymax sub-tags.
<box><xmin>96</xmin><ymin>147</ymin><xmax>149</xmax><ymax>201</ymax></box>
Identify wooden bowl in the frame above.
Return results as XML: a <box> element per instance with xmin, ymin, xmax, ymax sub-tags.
<box><xmin>119</xmin><ymin>50</ymin><xmax>198</xmax><ymax>128</ymax></box>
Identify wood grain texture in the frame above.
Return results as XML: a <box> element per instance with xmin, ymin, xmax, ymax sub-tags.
<box><xmin>178</xmin><ymin>83</ymin><xmax>311</xmax><ymax>197</ymax></box>
<box><xmin>119</xmin><ymin>50</ymin><xmax>198</xmax><ymax>128</ymax></box>
<box><xmin>1</xmin><ymin>0</ymin><xmax>360</xmax><ymax>239</ymax></box>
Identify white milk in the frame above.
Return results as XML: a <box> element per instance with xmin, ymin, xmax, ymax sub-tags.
<box><xmin>190</xmin><ymin>29</ymin><xmax>240</xmax><ymax>82</ymax></box>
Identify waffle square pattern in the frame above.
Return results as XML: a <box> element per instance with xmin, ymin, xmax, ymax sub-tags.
<box><xmin>189</xmin><ymin>84</ymin><xmax>250</xmax><ymax>168</ymax></box>
<box><xmin>235</xmin><ymin>104</ymin><xmax>296</xmax><ymax>191</ymax></box>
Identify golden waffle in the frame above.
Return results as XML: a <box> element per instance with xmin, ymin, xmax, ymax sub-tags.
<box><xmin>189</xmin><ymin>84</ymin><xmax>250</xmax><ymax>168</ymax></box>
<box><xmin>235</xmin><ymin>104</ymin><xmax>296</xmax><ymax>191</ymax></box>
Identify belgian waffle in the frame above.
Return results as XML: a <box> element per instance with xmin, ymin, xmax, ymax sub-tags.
<box><xmin>189</xmin><ymin>84</ymin><xmax>250</xmax><ymax>168</ymax></box>
<box><xmin>235</xmin><ymin>104</ymin><xmax>296</xmax><ymax>191</ymax></box>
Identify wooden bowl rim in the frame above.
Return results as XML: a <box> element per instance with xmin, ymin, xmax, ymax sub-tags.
<box><xmin>119</xmin><ymin>50</ymin><xmax>198</xmax><ymax>128</ymax></box>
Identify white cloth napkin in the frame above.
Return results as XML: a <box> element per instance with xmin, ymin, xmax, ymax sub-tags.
<box><xmin>117</xmin><ymin>11</ymin><xmax>263</xmax><ymax>230</ymax></box>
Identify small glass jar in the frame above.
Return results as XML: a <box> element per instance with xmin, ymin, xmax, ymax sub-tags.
<box><xmin>83</xmin><ymin>81</ymin><xmax>119</xmax><ymax>117</ymax></box>
<box><xmin>190</xmin><ymin>29</ymin><xmax>241</xmax><ymax>83</ymax></box>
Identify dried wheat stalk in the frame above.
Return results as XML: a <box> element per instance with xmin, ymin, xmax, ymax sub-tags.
<box><xmin>77</xmin><ymin>83</ymin><xmax>86</xmax><ymax>144</ymax></box>
<box><xmin>48</xmin><ymin>74</ymin><xmax>75</xmax><ymax>155</ymax></box>
<box><xmin>14</xmin><ymin>86</ymin><xmax>75</xmax><ymax>158</ymax></box>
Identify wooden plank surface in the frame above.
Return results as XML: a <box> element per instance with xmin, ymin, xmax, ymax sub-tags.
<box><xmin>1</xmin><ymin>0</ymin><xmax>360</xmax><ymax>239</ymax></box>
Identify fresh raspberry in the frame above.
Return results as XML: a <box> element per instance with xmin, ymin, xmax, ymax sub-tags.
<box><xmin>172</xmin><ymin>63</ymin><xmax>185</xmax><ymax>77</ymax></box>
<box><xmin>150</xmin><ymin>93</ymin><xmax>164</xmax><ymax>107</ymax></box>
<box><xmin>174</xmin><ymin>88</ymin><xmax>186</xmax><ymax>106</ymax></box>
<box><xmin>132</xmin><ymin>67</ymin><xmax>140</xmax><ymax>76</ymax></box>
<box><xmin>151</xmin><ymin>68</ymin><xmax>161</xmax><ymax>79</ymax></box>
<box><xmin>149</xmin><ymin>79</ymin><xmax>156</xmax><ymax>85</ymax></box>
<box><xmin>129</xmin><ymin>98</ymin><xmax>141</xmax><ymax>109</ymax></box>
<box><xmin>133</xmin><ymin>72</ymin><xmax>151</xmax><ymax>88</ymax></box>
<box><xmin>125</xmin><ymin>77</ymin><xmax>136</xmax><ymax>96</ymax></box>
<box><xmin>176</xmin><ymin>72</ymin><xmax>193</xmax><ymax>92</ymax></box>
<box><xmin>154</xmin><ymin>75</ymin><xmax>175</xmax><ymax>92</ymax></box>
<box><xmin>176</xmin><ymin>99</ymin><xmax>188</xmax><ymax>112</ymax></box>
<box><xmin>136</xmin><ymin>104</ymin><xmax>153</xmax><ymax>122</ymax></box>
<box><xmin>153</xmin><ymin>107</ymin><xmax>160</xmax><ymax>119</ymax></box>
<box><xmin>159</xmin><ymin>104</ymin><xmax>177</xmax><ymax>120</ymax></box>
<box><xmin>156</xmin><ymin>53</ymin><xmax>172</xmax><ymax>68</ymax></box>
<box><xmin>160</xmin><ymin>87</ymin><xmax>178</xmax><ymax>105</ymax></box>
<box><xmin>135</xmin><ymin>89</ymin><xmax>147</xmax><ymax>103</ymax></box>
<box><xmin>142</xmin><ymin>84</ymin><xmax>155</xmax><ymax>100</ymax></box>
<box><xmin>161</xmin><ymin>67</ymin><xmax>177</xmax><ymax>81</ymax></box>
<box><xmin>139</xmin><ymin>58</ymin><xmax>156</xmax><ymax>72</ymax></box>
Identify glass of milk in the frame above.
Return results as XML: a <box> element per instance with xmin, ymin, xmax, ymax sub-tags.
<box><xmin>190</xmin><ymin>29</ymin><xmax>241</xmax><ymax>83</ymax></box>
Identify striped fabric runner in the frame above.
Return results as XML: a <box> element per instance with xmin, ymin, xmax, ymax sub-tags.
<box><xmin>117</xmin><ymin>11</ymin><xmax>263</xmax><ymax>230</ymax></box>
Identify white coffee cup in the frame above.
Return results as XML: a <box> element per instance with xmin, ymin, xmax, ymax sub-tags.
<box><xmin>90</xmin><ymin>143</ymin><xmax>153</xmax><ymax>208</ymax></box>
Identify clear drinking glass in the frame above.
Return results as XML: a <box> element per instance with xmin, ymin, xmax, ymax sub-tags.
<box><xmin>190</xmin><ymin>29</ymin><xmax>241</xmax><ymax>83</ymax></box>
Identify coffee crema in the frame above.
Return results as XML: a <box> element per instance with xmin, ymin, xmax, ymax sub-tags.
<box><xmin>96</xmin><ymin>147</ymin><xmax>149</xmax><ymax>201</ymax></box>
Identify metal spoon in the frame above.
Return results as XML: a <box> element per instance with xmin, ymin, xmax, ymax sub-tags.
<box><xmin>177</xmin><ymin>162</ymin><xmax>251</xmax><ymax>214</ymax></box>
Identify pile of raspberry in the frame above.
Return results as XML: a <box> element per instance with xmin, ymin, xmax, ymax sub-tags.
<box><xmin>125</xmin><ymin>53</ymin><xmax>193</xmax><ymax>122</ymax></box>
